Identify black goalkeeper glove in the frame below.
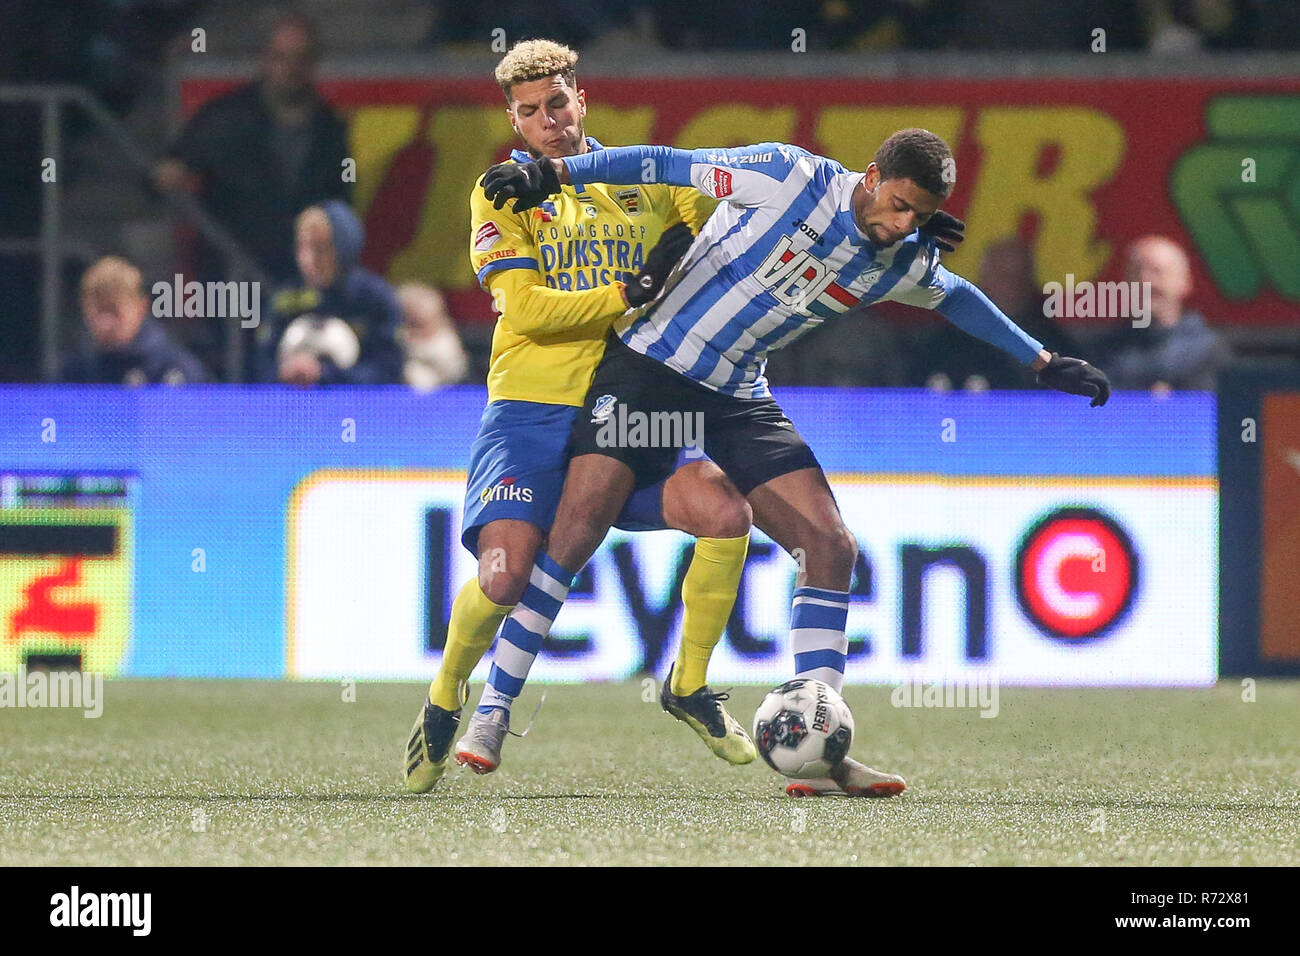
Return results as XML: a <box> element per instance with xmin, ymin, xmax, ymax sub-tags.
<box><xmin>918</xmin><ymin>210</ymin><xmax>965</xmax><ymax>253</ymax></box>
<box><xmin>482</xmin><ymin>159</ymin><xmax>562</xmax><ymax>212</ymax></box>
<box><xmin>624</xmin><ymin>223</ymin><xmax>695</xmax><ymax>307</ymax></box>
<box><xmin>1036</xmin><ymin>352</ymin><xmax>1111</xmax><ymax>407</ymax></box>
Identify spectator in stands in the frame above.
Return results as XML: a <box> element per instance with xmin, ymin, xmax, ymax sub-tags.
<box><xmin>1096</xmin><ymin>235</ymin><xmax>1229</xmax><ymax>392</ymax></box>
<box><xmin>1141</xmin><ymin>0</ymin><xmax>1250</xmax><ymax>54</ymax></box>
<box><xmin>64</xmin><ymin>256</ymin><xmax>208</xmax><ymax>385</ymax></box>
<box><xmin>427</xmin><ymin>0</ymin><xmax>613</xmax><ymax>49</ymax></box>
<box><xmin>395</xmin><ymin>283</ymin><xmax>469</xmax><ymax>390</ymax></box>
<box><xmin>941</xmin><ymin>0</ymin><xmax>1144</xmax><ymax>50</ymax></box>
<box><xmin>260</xmin><ymin>201</ymin><xmax>403</xmax><ymax>386</ymax></box>
<box><xmin>1246</xmin><ymin>0</ymin><xmax>1300</xmax><ymax>49</ymax></box>
<box><xmin>909</xmin><ymin>237</ymin><xmax>1080</xmax><ymax>390</ymax></box>
<box><xmin>154</xmin><ymin>12</ymin><xmax>351</xmax><ymax>284</ymax></box>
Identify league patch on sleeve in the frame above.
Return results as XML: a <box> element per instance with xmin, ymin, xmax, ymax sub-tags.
<box><xmin>700</xmin><ymin>167</ymin><xmax>734</xmax><ymax>199</ymax></box>
<box><xmin>474</xmin><ymin>221</ymin><xmax>502</xmax><ymax>252</ymax></box>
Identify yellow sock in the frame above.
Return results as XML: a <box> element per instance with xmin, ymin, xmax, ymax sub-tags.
<box><xmin>672</xmin><ymin>534</ymin><xmax>749</xmax><ymax>696</ymax></box>
<box><xmin>428</xmin><ymin>577</ymin><xmax>512</xmax><ymax>711</ymax></box>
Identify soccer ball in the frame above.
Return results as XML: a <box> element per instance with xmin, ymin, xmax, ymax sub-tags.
<box><xmin>278</xmin><ymin>314</ymin><xmax>361</xmax><ymax>370</ymax></box>
<box><xmin>753</xmin><ymin>678</ymin><xmax>854</xmax><ymax>779</ymax></box>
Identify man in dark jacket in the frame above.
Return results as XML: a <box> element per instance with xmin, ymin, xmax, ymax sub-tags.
<box><xmin>154</xmin><ymin>13</ymin><xmax>351</xmax><ymax>284</ymax></box>
<box><xmin>1097</xmin><ymin>235</ymin><xmax>1229</xmax><ymax>392</ymax></box>
<box><xmin>260</xmin><ymin>200</ymin><xmax>404</xmax><ymax>386</ymax></box>
<box><xmin>64</xmin><ymin>256</ymin><xmax>209</xmax><ymax>385</ymax></box>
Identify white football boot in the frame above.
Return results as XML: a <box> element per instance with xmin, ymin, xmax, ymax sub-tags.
<box><xmin>784</xmin><ymin>756</ymin><xmax>907</xmax><ymax>798</ymax></box>
<box><xmin>454</xmin><ymin>707</ymin><xmax>511</xmax><ymax>774</ymax></box>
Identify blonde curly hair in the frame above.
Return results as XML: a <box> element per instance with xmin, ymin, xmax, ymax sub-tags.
<box><xmin>494</xmin><ymin>39</ymin><xmax>578</xmax><ymax>103</ymax></box>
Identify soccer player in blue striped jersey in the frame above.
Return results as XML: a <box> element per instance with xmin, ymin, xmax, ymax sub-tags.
<box><xmin>482</xmin><ymin>129</ymin><xmax>1111</xmax><ymax>797</ymax></box>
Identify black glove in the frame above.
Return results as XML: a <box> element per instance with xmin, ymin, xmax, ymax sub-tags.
<box><xmin>919</xmin><ymin>210</ymin><xmax>965</xmax><ymax>253</ymax></box>
<box><xmin>625</xmin><ymin>223</ymin><xmax>695</xmax><ymax>307</ymax></box>
<box><xmin>1036</xmin><ymin>352</ymin><xmax>1111</xmax><ymax>407</ymax></box>
<box><xmin>482</xmin><ymin>159</ymin><xmax>562</xmax><ymax>212</ymax></box>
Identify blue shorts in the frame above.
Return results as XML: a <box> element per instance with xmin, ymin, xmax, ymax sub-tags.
<box><xmin>461</xmin><ymin>400</ymin><xmax>673</xmax><ymax>554</ymax></box>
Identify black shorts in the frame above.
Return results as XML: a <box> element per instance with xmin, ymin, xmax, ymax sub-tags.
<box><xmin>569</xmin><ymin>334</ymin><xmax>821</xmax><ymax>496</ymax></box>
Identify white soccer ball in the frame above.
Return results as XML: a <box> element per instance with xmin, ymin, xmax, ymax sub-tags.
<box><xmin>278</xmin><ymin>314</ymin><xmax>361</xmax><ymax>370</ymax></box>
<box><xmin>753</xmin><ymin>678</ymin><xmax>854</xmax><ymax>779</ymax></box>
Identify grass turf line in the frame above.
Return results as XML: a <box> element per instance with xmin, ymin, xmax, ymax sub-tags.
<box><xmin>1</xmin><ymin>680</ymin><xmax>1297</xmax><ymax>866</ymax></box>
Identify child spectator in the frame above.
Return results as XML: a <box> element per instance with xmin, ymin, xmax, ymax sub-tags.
<box><xmin>64</xmin><ymin>256</ymin><xmax>208</xmax><ymax>385</ymax></box>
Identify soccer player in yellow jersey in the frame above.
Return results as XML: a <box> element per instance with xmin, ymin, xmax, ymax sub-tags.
<box><xmin>404</xmin><ymin>40</ymin><xmax>757</xmax><ymax>792</ymax></box>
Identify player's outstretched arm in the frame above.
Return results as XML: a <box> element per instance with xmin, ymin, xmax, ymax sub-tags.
<box><xmin>482</xmin><ymin>146</ymin><xmax>692</xmax><ymax>212</ymax></box>
<box><xmin>927</xmin><ymin>268</ymin><xmax>1110</xmax><ymax>406</ymax></box>
<box><xmin>930</xmin><ymin>270</ymin><xmax>1044</xmax><ymax>364</ymax></box>
<box><xmin>483</xmin><ymin>143</ymin><xmax>802</xmax><ymax>212</ymax></box>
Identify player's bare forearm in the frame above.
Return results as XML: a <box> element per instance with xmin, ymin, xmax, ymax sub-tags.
<box><xmin>1031</xmin><ymin>349</ymin><xmax>1051</xmax><ymax>371</ymax></box>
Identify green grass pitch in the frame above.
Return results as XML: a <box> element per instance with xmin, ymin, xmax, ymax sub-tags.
<box><xmin>2</xmin><ymin>679</ymin><xmax>1297</xmax><ymax>866</ymax></box>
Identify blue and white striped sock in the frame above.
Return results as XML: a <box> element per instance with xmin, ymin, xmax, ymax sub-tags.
<box><xmin>790</xmin><ymin>586</ymin><xmax>850</xmax><ymax>693</ymax></box>
<box><xmin>477</xmin><ymin>554</ymin><xmax>573</xmax><ymax>716</ymax></box>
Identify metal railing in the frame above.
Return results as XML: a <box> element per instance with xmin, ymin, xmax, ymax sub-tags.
<box><xmin>0</xmin><ymin>84</ymin><xmax>268</xmax><ymax>382</ymax></box>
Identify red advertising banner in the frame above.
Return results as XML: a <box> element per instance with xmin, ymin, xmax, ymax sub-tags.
<box><xmin>1260</xmin><ymin>391</ymin><xmax>1300</xmax><ymax>664</ymax></box>
<box><xmin>181</xmin><ymin>75</ymin><xmax>1300</xmax><ymax>325</ymax></box>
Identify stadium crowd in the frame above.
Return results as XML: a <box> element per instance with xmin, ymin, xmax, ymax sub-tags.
<box><xmin>429</xmin><ymin>0</ymin><xmax>1300</xmax><ymax>53</ymax></box>
<box><xmin>2</xmin><ymin>3</ymin><xmax>1265</xmax><ymax>389</ymax></box>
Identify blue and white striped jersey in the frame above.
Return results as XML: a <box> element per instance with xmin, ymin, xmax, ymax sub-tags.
<box><xmin>564</xmin><ymin>142</ymin><xmax>1044</xmax><ymax>399</ymax></box>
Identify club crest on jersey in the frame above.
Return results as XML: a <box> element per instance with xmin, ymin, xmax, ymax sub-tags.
<box><xmin>474</xmin><ymin>222</ymin><xmax>501</xmax><ymax>252</ymax></box>
<box><xmin>480</xmin><ymin>476</ymin><xmax>534</xmax><ymax>504</ymax></box>
<box><xmin>590</xmin><ymin>394</ymin><xmax>617</xmax><ymax>423</ymax></box>
<box><xmin>614</xmin><ymin>188</ymin><xmax>641</xmax><ymax>215</ymax></box>
<box><xmin>531</xmin><ymin>201</ymin><xmax>558</xmax><ymax>222</ymax></box>
<box><xmin>700</xmin><ymin>167</ymin><xmax>733</xmax><ymax>199</ymax></box>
